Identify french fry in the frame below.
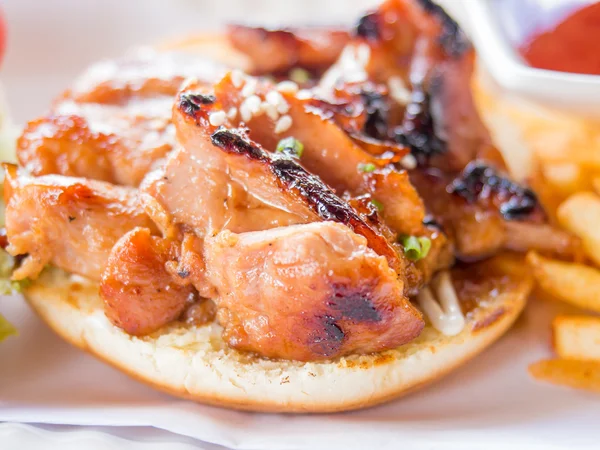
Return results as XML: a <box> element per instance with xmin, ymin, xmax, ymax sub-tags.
<box><xmin>542</xmin><ymin>164</ymin><xmax>590</xmax><ymax>197</ymax></box>
<box><xmin>593</xmin><ymin>177</ymin><xmax>600</xmax><ymax>196</ymax></box>
<box><xmin>474</xmin><ymin>66</ymin><xmax>600</xmax><ymax>169</ymax></box>
<box><xmin>553</xmin><ymin>316</ymin><xmax>600</xmax><ymax>361</ymax></box>
<box><xmin>531</xmin><ymin>136</ymin><xmax>600</xmax><ymax>168</ymax></box>
<box><xmin>528</xmin><ymin>165</ymin><xmax>563</xmax><ymax>224</ymax></box>
<box><xmin>471</xmin><ymin>73</ymin><xmax>534</xmax><ymax>181</ymax></box>
<box><xmin>524</xmin><ymin>118</ymin><xmax>600</xmax><ymax>169</ymax></box>
<box><xmin>527</xmin><ymin>252</ymin><xmax>600</xmax><ymax>313</ymax></box>
<box><xmin>557</xmin><ymin>192</ymin><xmax>600</xmax><ymax>267</ymax></box>
<box><xmin>516</xmin><ymin>106</ymin><xmax>600</xmax><ymax>169</ymax></box>
<box><xmin>529</xmin><ymin>359</ymin><xmax>600</xmax><ymax>393</ymax></box>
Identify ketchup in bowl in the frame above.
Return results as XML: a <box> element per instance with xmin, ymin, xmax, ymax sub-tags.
<box><xmin>519</xmin><ymin>2</ymin><xmax>600</xmax><ymax>75</ymax></box>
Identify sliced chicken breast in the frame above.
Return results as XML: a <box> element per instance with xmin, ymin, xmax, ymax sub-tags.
<box><xmin>101</xmin><ymin>227</ymin><xmax>195</xmax><ymax>336</ymax></box>
<box><xmin>17</xmin><ymin>51</ymin><xmax>225</xmax><ymax>186</ymax></box>
<box><xmin>227</xmin><ymin>25</ymin><xmax>349</xmax><ymax>74</ymax></box>
<box><xmin>205</xmin><ymin>222</ymin><xmax>424</xmax><ymax>361</ymax></box>
<box><xmin>3</xmin><ymin>164</ymin><xmax>156</xmax><ymax>281</ymax></box>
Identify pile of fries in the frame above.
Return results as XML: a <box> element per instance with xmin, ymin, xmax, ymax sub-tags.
<box><xmin>474</xmin><ymin>71</ymin><xmax>600</xmax><ymax>393</ymax></box>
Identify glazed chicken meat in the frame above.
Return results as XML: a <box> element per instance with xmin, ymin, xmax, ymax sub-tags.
<box><xmin>3</xmin><ymin>0</ymin><xmax>579</xmax><ymax>362</ymax></box>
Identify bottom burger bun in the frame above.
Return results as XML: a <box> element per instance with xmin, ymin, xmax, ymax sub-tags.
<box><xmin>19</xmin><ymin>34</ymin><xmax>534</xmax><ymax>413</ymax></box>
<box><xmin>23</xmin><ymin>255</ymin><xmax>532</xmax><ymax>413</ymax></box>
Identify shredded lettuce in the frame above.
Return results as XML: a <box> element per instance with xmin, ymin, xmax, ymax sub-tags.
<box><xmin>0</xmin><ymin>250</ymin><xmax>12</xmax><ymax>278</ymax></box>
<box><xmin>0</xmin><ymin>278</ymin><xmax>29</xmax><ymax>294</ymax></box>
<box><xmin>0</xmin><ymin>84</ymin><xmax>20</xmax><ymax>342</ymax></box>
<box><xmin>0</xmin><ymin>251</ymin><xmax>30</xmax><ymax>294</ymax></box>
<box><xmin>0</xmin><ymin>313</ymin><xmax>17</xmax><ymax>342</ymax></box>
<box><xmin>0</xmin><ymin>82</ymin><xmax>21</xmax><ymax>295</ymax></box>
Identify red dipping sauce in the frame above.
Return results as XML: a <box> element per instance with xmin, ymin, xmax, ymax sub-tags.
<box><xmin>520</xmin><ymin>2</ymin><xmax>600</xmax><ymax>75</ymax></box>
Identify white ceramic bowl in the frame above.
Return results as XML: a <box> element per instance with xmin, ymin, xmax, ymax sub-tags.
<box><xmin>464</xmin><ymin>0</ymin><xmax>600</xmax><ymax>117</ymax></box>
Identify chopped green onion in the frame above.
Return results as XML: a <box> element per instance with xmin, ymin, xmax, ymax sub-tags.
<box><xmin>0</xmin><ymin>313</ymin><xmax>17</xmax><ymax>342</ymax></box>
<box><xmin>289</xmin><ymin>68</ymin><xmax>311</xmax><ymax>84</ymax></box>
<box><xmin>358</xmin><ymin>163</ymin><xmax>376</xmax><ymax>173</ymax></box>
<box><xmin>370</xmin><ymin>199</ymin><xmax>384</xmax><ymax>212</ymax></box>
<box><xmin>399</xmin><ymin>235</ymin><xmax>431</xmax><ymax>261</ymax></box>
<box><xmin>276</xmin><ymin>137</ymin><xmax>304</xmax><ymax>158</ymax></box>
<box><xmin>400</xmin><ymin>235</ymin><xmax>421</xmax><ymax>261</ymax></box>
<box><xmin>418</xmin><ymin>237</ymin><xmax>432</xmax><ymax>259</ymax></box>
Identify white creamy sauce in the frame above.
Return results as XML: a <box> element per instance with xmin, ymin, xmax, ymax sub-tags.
<box><xmin>417</xmin><ymin>271</ymin><xmax>466</xmax><ymax>336</ymax></box>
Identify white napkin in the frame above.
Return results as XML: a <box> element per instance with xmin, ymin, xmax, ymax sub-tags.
<box><xmin>1</xmin><ymin>293</ymin><xmax>598</xmax><ymax>450</ymax></box>
<box><xmin>0</xmin><ymin>423</ymin><xmax>222</xmax><ymax>450</ymax></box>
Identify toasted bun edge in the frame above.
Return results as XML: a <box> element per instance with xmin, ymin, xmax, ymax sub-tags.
<box><xmin>24</xmin><ymin>261</ymin><xmax>531</xmax><ymax>413</ymax></box>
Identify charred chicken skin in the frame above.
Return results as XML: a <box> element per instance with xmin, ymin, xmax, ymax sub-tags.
<box><xmin>2</xmin><ymin>0</ymin><xmax>578</xmax><ymax>361</ymax></box>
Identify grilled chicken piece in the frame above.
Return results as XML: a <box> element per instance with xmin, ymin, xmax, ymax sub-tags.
<box><xmin>205</xmin><ymin>222</ymin><xmax>424</xmax><ymax>361</ymax></box>
<box><xmin>18</xmin><ymin>115</ymin><xmax>116</xmax><ymax>184</ymax></box>
<box><xmin>411</xmin><ymin>166</ymin><xmax>578</xmax><ymax>259</ymax></box>
<box><xmin>326</xmin><ymin>0</ymin><xmax>495</xmax><ymax>172</ymax></box>
<box><xmin>159</xmin><ymin>80</ymin><xmax>451</xmax><ymax>292</ymax></box>
<box><xmin>400</xmin><ymin>29</ymin><xmax>500</xmax><ymax>173</ymax></box>
<box><xmin>101</xmin><ymin>227</ymin><xmax>195</xmax><ymax>336</ymax></box>
<box><xmin>227</xmin><ymin>25</ymin><xmax>350</xmax><ymax>74</ymax></box>
<box><xmin>17</xmin><ymin>51</ymin><xmax>225</xmax><ymax>186</ymax></box>
<box><xmin>503</xmin><ymin>221</ymin><xmax>580</xmax><ymax>259</ymax></box>
<box><xmin>410</xmin><ymin>169</ymin><xmax>511</xmax><ymax>259</ymax></box>
<box><xmin>211</xmin><ymin>73</ymin><xmax>452</xmax><ymax>286</ymax></box>
<box><xmin>18</xmin><ymin>103</ymin><xmax>174</xmax><ymax>187</ymax></box>
<box><xmin>447</xmin><ymin>163</ymin><xmax>579</xmax><ymax>259</ymax></box>
<box><xmin>3</xmin><ymin>164</ymin><xmax>156</xmax><ymax>281</ymax></box>
<box><xmin>345</xmin><ymin>194</ymin><xmax>451</xmax><ymax>295</ymax></box>
<box><xmin>210</xmin><ymin>73</ymin><xmax>427</xmax><ymax>237</ymax></box>
<box><xmin>171</xmin><ymin>88</ymin><xmax>403</xmax><ymax>270</ymax></box>
<box><xmin>141</xmin><ymin>127</ymin><xmax>313</xmax><ymax>239</ymax></box>
<box><xmin>164</xmin><ymin>233</ymin><xmax>217</xmax><ymax>299</ymax></box>
<box><xmin>306</xmin><ymin>82</ymin><xmax>407</xmax><ymax>154</ymax></box>
<box><xmin>347</xmin><ymin>0</ymin><xmax>491</xmax><ymax>171</ymax></box>
<box><xmin>338</xmin><ymin>0</ymin><xmax>577</xmax><ymax>260</ymax></box>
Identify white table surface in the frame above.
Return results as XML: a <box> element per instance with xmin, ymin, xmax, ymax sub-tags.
<box><xmin>0</xmin><ymin>1</ymin><xmax>473</xmax><ymax>449</ymax></box>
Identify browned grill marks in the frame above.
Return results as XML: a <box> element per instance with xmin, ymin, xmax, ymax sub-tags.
<box><xmin>309</xmin><ymin>315</ymin><xmax>345</xmax><ymax>357</ymax></box>
<box><xmin>327</xmin><ymin>285</ymin><xmax>381</xmax><ymax>323</ymax></box>
<box><xmin>210</xmin><ymin>128</ymin><xmax>401</xmax><ymax>268</ymax></box>
<box><xmin>448</xmin><ymin>162</ymin><xmax>540</xmax><ymax>220</ymax></box>
<box><xmin>179</xmin><ymin>93</ymin><xmax>217</xmax><ymax>116</ymax></box>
